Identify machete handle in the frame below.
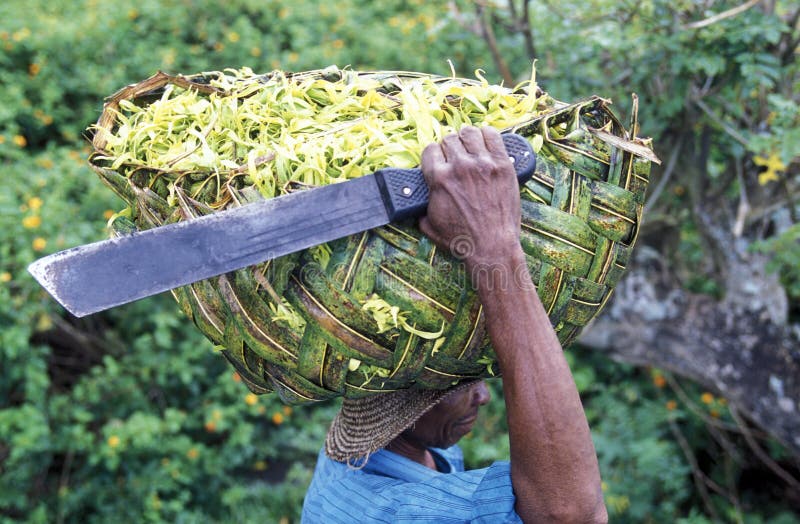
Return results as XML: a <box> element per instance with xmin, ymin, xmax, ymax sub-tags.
<box><xmin>374</xmin><ymin>132</ymin><xmax>537</xmax><ymax>221</ymax></box>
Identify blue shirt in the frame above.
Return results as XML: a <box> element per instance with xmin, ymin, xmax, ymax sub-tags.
<box><xmin>301</xmin><ymin>446</ymin><xmax>522</xmax><ymax>523</ymax></box>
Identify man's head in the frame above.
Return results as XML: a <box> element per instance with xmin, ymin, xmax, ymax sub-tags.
<box><xmin>394</xmin><ymin>380</ymin><xmax>490</xmax><ymax>450</ymax></box>
<box><xmin>325</xmin><ymin>380</ymin><xmax>490</xmax><ymax>463</ymax></box>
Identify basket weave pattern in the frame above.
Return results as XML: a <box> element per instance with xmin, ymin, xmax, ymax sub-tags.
<box><xmin>90</xmin><ymin>70</ymin><xmax>655</xmax><ymax>403</ymax></box>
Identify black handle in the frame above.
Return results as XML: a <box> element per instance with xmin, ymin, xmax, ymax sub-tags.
<box><xmin>374</xmin><ymin>133</ymin><xmax>537</xmax><ymax>221</ymax></box>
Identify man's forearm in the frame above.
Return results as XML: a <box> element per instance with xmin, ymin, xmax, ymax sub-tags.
<box><xmin>475</xmin><ymin>248</ymin><xmax>607</xmax><ymax>524</ymax></box>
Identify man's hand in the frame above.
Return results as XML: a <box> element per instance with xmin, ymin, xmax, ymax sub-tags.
<box><xmin>419</xmin><ymin>126</ymin><xmax>524</xmax><ymax>278</ymax></box>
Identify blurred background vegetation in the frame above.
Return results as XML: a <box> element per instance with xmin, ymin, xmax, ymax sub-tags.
<box><xmin>1</xmin><ymin>0</ymin><xmax>798</xmax><ymax>522</ymax></box>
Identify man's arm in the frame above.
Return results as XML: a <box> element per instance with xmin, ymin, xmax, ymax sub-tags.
<box><xmin>419</xmin><ymin>126</ymin><xmax>607</xmax><ymax>523</ymax></box>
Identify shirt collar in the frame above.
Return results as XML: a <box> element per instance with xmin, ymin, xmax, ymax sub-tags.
<box><xmin>361</xmin><ymin>448</ymin><xmax>454</xmax><ymax>482</ymax></box>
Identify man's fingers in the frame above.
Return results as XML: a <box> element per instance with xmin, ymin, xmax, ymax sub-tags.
<box><xmin>421</xmin><ymin>143</ymin><xmax>446</xmax><ymax>186</ymax></box>
<box><xmin>442</xmin><ymin>131</ymin><xmax>468</xmax><ymax>161</ymax></box>
<box><xmin>458</xmin><ymin>126</ymin><xmax>487</xmax><ymax>154</ymax></box>
<box><xmin>480</xmin><ymin>127</ymin><xmax>507</xmax><ymax>159</ymax></box>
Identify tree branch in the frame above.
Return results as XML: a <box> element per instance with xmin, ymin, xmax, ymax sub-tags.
<box><xmin>474</xmin><ymin>1</ymin><xmax>516</xmax><ymax>85</ymax></box>
<box><xmin>683</xmin><ymin>0</ymin><xmax>762</xmax><ymax>30</ymax></box>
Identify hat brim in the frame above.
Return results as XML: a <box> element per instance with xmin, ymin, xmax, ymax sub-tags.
<box><xmin>325</xmin><ymin>381</ymin><xmax>478</xmax><ymax>463</ymax></box>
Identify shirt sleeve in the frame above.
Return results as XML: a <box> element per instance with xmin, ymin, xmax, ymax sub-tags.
<box><xmin>302</xmin><ymin>454</ymin><xmax>522</xmax><ymax>524</ymax></box>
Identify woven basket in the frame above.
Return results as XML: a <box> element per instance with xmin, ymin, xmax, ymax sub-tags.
<box><xmin>89</xmin><ymin>68</ymin><xmax>658</xmax><ymax>404</ymax></box>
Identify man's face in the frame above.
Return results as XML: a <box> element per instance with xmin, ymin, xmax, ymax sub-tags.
<box><xmin>403</xmin><ymin>381</ymin><xmax>491</xmax><ymax>449</ymax></box>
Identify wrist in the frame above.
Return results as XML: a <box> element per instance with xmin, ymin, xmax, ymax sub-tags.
<box><xmin>468</xmin><ymin>244</ymin><xmax>531</xmax><ymax>298</ymax></box>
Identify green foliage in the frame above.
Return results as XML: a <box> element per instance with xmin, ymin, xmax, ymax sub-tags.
<box><xmin>1</xmin><ymin>0</ymin><xmax>798</xmax><ymax>522</ymax></box>
<box><xmin>754</xmin><ymin>223</ymin><xmax>800</xmax><ymax>305</ymax></box>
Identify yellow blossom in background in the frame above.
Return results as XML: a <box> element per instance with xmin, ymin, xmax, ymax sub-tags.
<box><xmin>754</xmin><ymin>153</ymin><xmax>785</xmax><ymax>185</ymax></box>
<box><xmin>204</xmin><ymin>420</ymin><xmax>217</xmax><ymax>432</ymax></box>
<box><xmin>227</xmin><ymin>31</ymin><xmax>240</xmax><ymax>43</ymax></box>
<box><xmin>186</xmin><ymin>447</ymin><xmax>199</xmax><ymax>460</ymax></box>
<box><xmin>282</xmin><ymin>405</ymin><xmax>292</xmax><ymax>417</ymax></box>
<box><xmin>250</xmin><ymin>47</ymin><xmax>261</xmax><ymax>57</ymax></box>
<box><xmin>23</xmin><ymin>215</ymin><xmax>42</xmax><ymax>229</ymax></box>
<box><xmin>271</xmin><ymin>412</ymin><xmax>284</xmax><ymax>425</ymax></box>
<box><xmin>35</xmin><ymin>157</ymin><xmax>54</xmax><ymax>169</ymax></box>
<box><xmin>28</xmin><ymin>197</ymin><xmax>43</xmax><ymax>211</ymax></box>
<box><xmin>332</xmin><ymin>39</ymin><xmax>344</xmax><ymax>49</ymax></box>
<box><xmin>103</xmin><ymin>209</ymin><xmax>115</xmax><ymax>220</ymax></box>
<box><xmin>0</xmin><ymin>136</ymin><xmax>5</xmax><ymax>144</ymax></box>
<box><xmin>253</xmin><ymin>460</ymin><xmax>268</xmax><ymax>471</ymax></box>
<box><xmin>13</xmin><ymin>27</ymin><xmax>31</xmax><ymax>42</ymax></box>
<box><xmin>700</xmin><ymin>392</ymin><xmax>714</xmax><ymax>404</ymax></box>
<box><xmin>1</xmin><ymin>272</ymin><xmax>12</xmax><ymax>283</ymax></box>
<box><xmin>245</xmin><ymin>393</ymin><xmax>258</xmax><ymax>405</ymax></box>
<box><xmin>32</xmin><ymin>237</ymin><xmax>47</xmax><ymax>251</ymax></box>
<box><xmin>213</xmin><ymin>42</ymin><xmax>224</xmax><ymax>52</ymax></box>
<box><xmin>288</xmin><ymin>52</ymin><xmax>299</xmax><ymax>63</ymax></box>
<box><xmin>231</xmin><ymin>372</ymin><xmax>241</xmax><ymax>382</ymax></box>
<box><xmin>666</xmin><ymin>400</ymin><xmax>677</xmax><ymax>411</ymax></box>
<box><xmin>107</xmin><ymin>435</ymin><xmax>120</xmax><ymax>448</ymax></box>
<box><xmin>652</xmin><ymin>373</ymin><xmax>666</xmax><ymax>388</ymax></box>
<box><xmin>28</xmin><ymin>63</ymin><xmax>40</xmax><ymax>76</ymax></box>
<box><xmin>128</xmin><ymin>8</ymin><xmax>139</xmax><ymax>20</ymax></box>
<box><xmin>13</xmin><ymin>135</ymin><xmax>27</xmax><ymax>147</ymax></box>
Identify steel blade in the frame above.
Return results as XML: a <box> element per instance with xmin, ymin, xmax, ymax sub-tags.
<box><xmin>29</xmin><ymin>175</ymin><xmax>389</xmax><ymax>317</ymax></box>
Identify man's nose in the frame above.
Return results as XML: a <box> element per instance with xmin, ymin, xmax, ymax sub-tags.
<box><xmin>472</xmin><ymin>381</ymin><xmax>491</xmax><ymax>406</ymax></box>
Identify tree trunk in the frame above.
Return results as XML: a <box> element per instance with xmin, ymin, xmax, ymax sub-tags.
<box><xmin>579</xmin><ymin>246</ymin><xmax>800</xmax><ymax>457</ymax></box>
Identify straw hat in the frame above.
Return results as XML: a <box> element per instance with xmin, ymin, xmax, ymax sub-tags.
<box><xmin>325</xmin><ymin>381</ymin><xmax>478</xmax><ymax>463</ymax></box>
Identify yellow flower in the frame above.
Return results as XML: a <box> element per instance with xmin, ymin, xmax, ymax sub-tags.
<box><xmin>754</xmin><ymin>153</ymin><xmax>785</xmax><ymax>186</ymax></box>
<box><xmin>253</xmin><ymin>460</ymin><xmax>268</xmax><ymax>471</ymax></box>
<box><xmin>227</xmin><ymin>31</ymin><xmax>240</xmax><ymax>43</ymax></box>
<box><xmin>186</xmin><ymin>447</ymin><xmax>199</xmax><ymax>460</ymax></box>
<box><xmin>332</xmin><ymin>39</ymin><xmax>344</xmax><ymax>49</ymax></box>
<box><xmin>103</xmin><ymin>209</ymin><xmax>115</xmax><ymax>220</ymax></box>
<box><xmin>213</xmin><ymin>42</ymin><xmax>224</xmax><ymax>52</ymax></box>
<box><xmin>0</xmin><ymin>272</ymin><xmax>11</xmax><ymax>283</ymax></box>
<box><xmin>271</xmin><ymin>412</ymin><xmax>284</xmax><ymax>425</ymax></box>
<box><xmin>23</xmin><ymin>215</ymin><xmax>41</xmax><ymax>229</ymax></box>
<box><xmin>107</xmin><ymin>435</ymin><xmax>120</xmax><ymax>448</ymax></box>
<box><xmin>282</xmin><ymin>405</ymin><xmax>292</xmax><ymax>417</ymax></box>
<box><xmin>32</xmin><ymin>237</ymin><xmax>47</xmax><ymax>251</ymax></box>
<box><xmin>652</xmin><ymin>373</ymin><xmax>666</xmax><ymax>389</ymax></box>
<box><xmin>245</xmin><ymin>393</ymin><xmax>258</xmax><ymax>405</ymax></box>
<box><xmin>28</xmin><ymin>197</ymin><xmax>43</xmax><ymax>211</ymax></box>
<box><xmin>700</xmin><ymin>392</ymin><xmax>714</xmax><ymax>404</ymax></box>
<box><xmin>250</xmin><ymin>46</ymin><xmax>261</xmax><ymax>57</ymax></box>
<box><xmin>0</xmin><ymin>136</ymin><xmax>5</xmax><ymax>144</ymax></box>
<box><xmin>35</xmin><ymin>157</ymin><xmax>54</xmax><ymax>169</ymax></box>
<box><xmin>665</xmin><ymin>400</ymin><xmax>677</xmax><ymax>411</ymax></box>
<box><xmin>127</xmin><ymin>8</ymin><xmax>139</xmax><ymax>20</ymax></box>
<box><xmin>288</xmin><ymin>52</ymin><xmax>299</xmax><ymax>63</ymax></box>
<box><xmin>204</xmin><ymin>420</ymin><xmax>217</xmax><ymax>432</ymax></box>
<box><xmin>13</xmin><ymin>135</ymin><xmax>27</xmax><ymax>148</ymax></box>
<box><xmin>12</xmin><ymin>27</ymin><xmax>31</xmax><ymax>42</ymax></box>
<box><xmin>28</xmin><ymin>63</ymin><xmax>40</xmax><ymax>76</ymax></box>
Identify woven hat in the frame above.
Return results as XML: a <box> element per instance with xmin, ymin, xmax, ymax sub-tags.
<box><xmin>325</xmin><ymin>380</ymin><xmax>478</xmax><ymax>463</ymax></box>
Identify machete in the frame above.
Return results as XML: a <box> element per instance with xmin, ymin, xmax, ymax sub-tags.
<box><xmin>28</xmin><ymin>133</ymin><xmax>536</xmax><ymax>317</ymax></box>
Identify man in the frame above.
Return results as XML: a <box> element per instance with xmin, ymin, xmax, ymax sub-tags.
<box><xmin>302</xmin><ymin>126</ymin><xmax>607</xmax><ymax>523</ymax></box>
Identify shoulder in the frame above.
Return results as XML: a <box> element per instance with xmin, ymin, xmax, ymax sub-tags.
<box><xmin>301</xmin><ymin>448</ymin><xmax>522</xmax><ymax>524</ymax></box>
